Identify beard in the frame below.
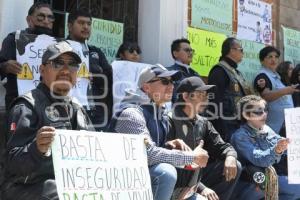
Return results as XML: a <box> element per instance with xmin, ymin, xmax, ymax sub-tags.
<box><xmin>31</xmin><ymin>25</ymin><xmax>53</xmax><ymax>36</ymax></box>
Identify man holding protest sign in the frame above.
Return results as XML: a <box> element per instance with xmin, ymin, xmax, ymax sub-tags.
<box><xmin>110</xmin><ymin>64</ymin><xmax>210</xmax><ymax>200</ymax></box>
<box><xmin>0</xmin><ymin>2</ymin><xmax>54</xmax><ymax>110</ymax></box>
<box><xmin>2</xmin><ymin>41</ymin><xmax>94</xmax><ymax>200</ymax></box>
<box><xmin>67</xmin><ymin>10</ymin><xmax>113</xmax><ymax>131</ymax></box>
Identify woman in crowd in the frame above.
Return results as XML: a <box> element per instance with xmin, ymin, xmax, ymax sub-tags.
<box><xmin>115</xmin><ymin>41</ymin><xmax>141</xmax><ymax>62</ymax></box>
<box><xmin>290</xmin><ymin>64</ymin><xmax>300</xmax><ymax>107</ymax></box>
<box><xmin>276</xmin><ymin>61</ymin><xmax>294</xmax><ymax>86</ymax></box>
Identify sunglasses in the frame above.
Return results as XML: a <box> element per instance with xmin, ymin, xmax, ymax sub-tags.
<box><xmin>128</xmin><ymin>48</ymin><xmax>141</xmax><ymax>54</ymax></box>
<box><xmin>147</xmin><ymin>78</ymin><xmax>173</xmax><ymax>85</ymax></box>
<box><xmin>36</xmin><ymin>13</ymin><xmax>55</xmax><ymax>22</ymax></box>
<box><xmin>47</xmin><ymin>60</ymin><xmax>79</xmax><ymax>72</ymax></box>
<box><xmin>250</xmin><ymin>107</ymin><xmax>268</xmax><ymax>116</ymax></box>
<box><xmin>181</xmin><ymin>48</ymin><xmax>195</xmax><ymax>54</ymax></box>
<box><xmin>232</xmin><ymin>47</ymin><xmax>244</xmax><ymax>53</ymax></box>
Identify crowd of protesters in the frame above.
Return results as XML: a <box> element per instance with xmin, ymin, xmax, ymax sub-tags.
<box><xmin>0</xmin><ymin>2</ymin><xmax>300</xmax><ymax>200</ymax></box>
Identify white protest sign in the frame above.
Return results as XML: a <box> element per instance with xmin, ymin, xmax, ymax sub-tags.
<box><xmin>285</xmin><ymin>107</ymin><xmax>300</xmax><ymax>184</ymax></box>
<box><xmin>52</xmin><ymin>130</ymin><xmax>153</xmax><ymax>200</ymax></box>
<box><xmin>112</xmin><ymin>61</ymin><xmax>150</xmax><ymax>112</ymax></box>
<box><xmin>237</xmin><ymin>0</ymin><xmax>272</xmax><ymax>44</ymax></box>
<box><xmin>16</xmin><ymin>34</ymin><xmax>89</xmax><ymax>106</ymax></box>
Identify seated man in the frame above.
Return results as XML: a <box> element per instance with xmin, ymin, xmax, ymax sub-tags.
<box><xmin>2</xmin><ymin>41</ymin><xmax>94</xmax><ymax>200</ymax></box>
<box><xmin>169</xmin><ymin>76</ymin><xmax>241</xmax><ymax>200</ymax></box>
<box><xmin>109</xmin><ymin>64</ymin><xmax>209</xmax><ymax>200</ymax></box>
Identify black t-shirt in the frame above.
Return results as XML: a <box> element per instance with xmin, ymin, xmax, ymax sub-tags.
<box><xmin>253</xmin><ymin>73</ymin><xmax>272</xmax><ymax>93</ymax></box>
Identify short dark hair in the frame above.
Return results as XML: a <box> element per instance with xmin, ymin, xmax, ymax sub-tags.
<box><xmin>259</xmin><ymin>46</ymin><xmax>280</xmax><ymax>61</ymax></box>
<box><xmin>220</xmin><ymin>37</ymin><xmax>238</xmax><ymax>60</ymax></box>
<box><xmin>28</xmin><ymin>2</ymin><xmax>52</xmax><ymax>16</ymax></box>
<box><xmin>236</xmin><ymin>95</ymin><xmax>266</xmax><ymax>123</ymax></box>
<box><xmin>68</xmin><ymin>9</ymin><xmax>92</xmax><ymax>24</ymax></box>
<box><xmin>116</xmin><ymin>42</ymin><xmax>141</xmax><ymax>59</ymax></box>
<box><xmin>171</xmin><ymin>38</ymin><xmax>190</xmax><ymax>59</ymax></box>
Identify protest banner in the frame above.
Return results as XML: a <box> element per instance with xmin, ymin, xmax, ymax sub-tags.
<box><xmin>238</xmin><ymin>39</ymin><xmax>264</xmax><ymax>86</ymax></box>
<box><xmin>52</xmin><ymin>130</ymin><xmax>153</xmax><ymax>200</ymax></box>
<box><xmin>191</xmin><ymin>0</ymin><xmax>233</xmax><ymax>35</ymax></box>
<box><xmin>237</xmin><ymin>0</ymin><xmax>272</xmax><ymax>44</ymax></box>
<box><xmin>282</xmin><ymin>26</ymin><xmax>300</xmax><ymax>66</ymax></box>
<box><xmin>112</xmin><ymin>61</ymin><xmax>150</xmax><ymax>113</ymax></box>
<box><xmin>16</xmin><ymin>33</ymin><xmax>90</xmax><ymax>106</ymax></box>
<box><xmin>285</xmin><ymin>107</ymin><xmax>300</xmax><ymax>184</ymax></box>
<box><xmin>65</xmin><ymin>14</ymin><xmax>123</xmax><ymax>63</ymax></box>
<box><xmin>187</xmin><ymin>27</ymin><xmax>226</xmax><ymax>77</ymax></box>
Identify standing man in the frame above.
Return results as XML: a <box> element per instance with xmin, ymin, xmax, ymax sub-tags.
<box><xmin>67</xmin><ymin>10</ymin><xmax>113</xmax><ymax>131</ymax></box>
<box><xmin>207</xmin><ymin>37</ymin><xmax>252</xmax><ymax>141</ymax></box>
<box><xmin>168</xmin><ymin>38</ymin><xmax>200</xmax><ymax>102</ymax></box>
<box><xmin>110</xmin><ymin>64</ymin><xmax>210</xmax><ymax>200</ymax></box>
<box><xmin>0</xmin><ymin>2</ymin><xmax>54</xmax><ymax>110</ymax></box>
<box><xmin>170</xmin><ymin>77</ymin><xmax>241</xmax><ymax>200</ymax></box>
<box><xmin>2</xmin><ymin>41</ymin><xmax>94</xmax><ymax>200</ymax></box>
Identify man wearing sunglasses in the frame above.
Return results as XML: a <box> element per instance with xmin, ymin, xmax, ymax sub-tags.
<box><xmin>0</xmin><ymin>2</ymin><xmax>54</xmax><ymax>111</ymax></box>
<box><xmin>0</xmin><ymin>3</ymin><xmax>55</xmax><ymax>186</ymax></box>
<box><xmin>109</xmin><ymin>64</ymin><xmax>210</xmax><ymax>200</ymax></box>
<box><xmin>169</xmin><ymin>76</ymin><xmax>241</xmax><ymax>200</ymax></box>
<box><xmin>169</xmin><ymin>38</ymin><xmax>200</xmax><ymax>103</ymax></box>
<box><xmin>2</xmin><ymin>41</ymin><xmax>94</xmax><ymax>200</ymax></box>
<box><xmin>207</xmin><ymin>37</ymin><xmax>252</xmax><ymax>142</ymax></box>
<box><xmin>67</xmin><ymin>10</ymin><xmax>113</xmax><ymax>131</ymax></box>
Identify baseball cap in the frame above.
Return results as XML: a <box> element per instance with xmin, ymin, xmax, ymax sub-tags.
<box><xmin>177</xmin><ymin>76</ymin><xmax>215</xmax><ymax>93</ymax></box>
<box><xmin>42</xmin><ymin>41</ymin><xmax>82</xmax><ymax>64</ymax></box>
<box><xmin>138</xmin><ymin>64</ymin><xmax>181</xmax><ymax>88</ymax></box>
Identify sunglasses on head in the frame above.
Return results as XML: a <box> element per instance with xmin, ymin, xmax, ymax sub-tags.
<box><xmin>36</xmin><ymin>13</ymin><xmax>55</xmax><ymax>22</ymax></box>
<box><xmin>147</xmin><ymin>78</ymin><xmax>173</xmax><ymax>85</ymax></box>
<box><xmin>250</xmin><ymin>107</ymin><xmax>268</xmax><ymax>116</ymax></box>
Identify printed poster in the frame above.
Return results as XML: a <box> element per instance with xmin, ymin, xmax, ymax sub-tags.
<box><xmin>16</xmin><ymin>33</ymin><xmax>90</xmax><ymax>106</ymax></box>
<box><xmin>285</xmin><ymin>108</ymin><xmax>300</xmax><ymax>184</ymax></box>
<box><xmin>52</xmin><ymin>130</ymin><xmax>153</xmax><ymax>199</ymax></box>
<box><xmin>65</xmin><ymin>14</ymin><xmax>123</xmax><ymax>63</ymax></box>
<box><xmin>187</xmin><ymin>27</ymin><xmax>226</xmax><ymax>77</ymax></box>
<box><xmin>237</xmin><ymin>0</ymin><xmax>272</xmax><ymax>44</ymax></box>
<box><xmin>282</xmin><ymin>26</ymin><xmax>300</xmax><ymax>65</ymax></box>
<box><xmin>191</xmin><ymin>0</ymin><xmax>233</xmax><ymax>35</ymax></box>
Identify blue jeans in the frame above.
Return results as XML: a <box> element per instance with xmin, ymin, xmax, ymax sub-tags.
<box><xmin>149</xmin><ymin>163</ymin><xmax>177</xmax><ymax>200</ymax></box>
<box><xmin>187</xmin><ymin>193</ymin><xmax>207</xmax><ymax>200</ymax></box>
<box><xmin>231</xmin><ymin>180</ymin><xmax>264</xmax><ymax>200</ymax></box>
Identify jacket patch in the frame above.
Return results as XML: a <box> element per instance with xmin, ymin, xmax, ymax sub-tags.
<box><xmin>45</xmin><ymin>106</ymin><xmax>60</xmax><ymax>122</ymax></box>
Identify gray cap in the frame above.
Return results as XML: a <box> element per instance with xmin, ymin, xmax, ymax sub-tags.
<box><xmin>177</xmin><ymin>76</ymin><xmax>215</xmax><ymax>93</ymax></box>
<box><xmin>42</xmin><ymin>41</ymin><xmax>82</xmax><ymax>64</ymax></box>
<box><xmin>137</xmin><ymin>64</ymin><xmax>181</xmax><ymax>88</ymax></box>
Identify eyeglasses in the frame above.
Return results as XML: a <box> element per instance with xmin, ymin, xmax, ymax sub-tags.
<box><xmin>147</xmin><ymin>78</ymin><xmax>173</xmax><ymax>85</ymax></box>
<box><xmin>231</xmin><ymin>47</ymin><xmax>244</xmax><ymax>53</ymax></box>
<box><xmin>250</xmin><ymin>107</ymin><xmax>268</xmax><ymax>116</ymax></box>
<box><xmin>36</xmin><ymin>13</ymin><xmax>55</xmax><ymax>22</ymax></box>
<box><xmin>128</xmin><ymin>48</ymin><xmax>141</xmax><ymax>54</ymax></box>
<box><xmin>181</xmin><ymin>48</ymin><xmax>195</xmax><ymax>54</ymax></box>
<box><xmin>46</xmin><ymin>59</ymin><xmax>79</xmax><ymax>72</ymax></box>
<box><xmin>265</xmin><ymin>55</ymin><xmax>279</xmax><ymax>59</ymax></box>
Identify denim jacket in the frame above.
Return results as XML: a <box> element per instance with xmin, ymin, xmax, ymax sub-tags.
<box><xmin>231</xmin><ymin>123</ymin><xmax>283</xmax><ymax>168</ymax></box>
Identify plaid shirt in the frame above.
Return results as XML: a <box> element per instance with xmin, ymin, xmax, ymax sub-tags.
<box><xmin>115</xmin><ymin>107</ymin><xmax>194</xmax><ymax>166</ymax></box>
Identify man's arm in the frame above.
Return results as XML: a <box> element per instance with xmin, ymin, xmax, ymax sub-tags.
<box><xmin>6</xmin><ymin>100</ymin><xmax>51</xmax><ymax>176</ymax></box>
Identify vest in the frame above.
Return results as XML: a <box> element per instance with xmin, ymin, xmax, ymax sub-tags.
<box><xmin>258</xmin><ymin>67</ymin><xmax>294</xmax><ymax>133</ymax></box>
<box><xmin>217</xmin><ymin>61</ymin><xmax>252</xmax><ymax>118</ymax></box>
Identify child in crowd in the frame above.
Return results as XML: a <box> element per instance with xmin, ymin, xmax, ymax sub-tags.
<box><xmin>231</xmin><ymin>95</ymin><xmax>300</xmax><ymax>200</ymax></box>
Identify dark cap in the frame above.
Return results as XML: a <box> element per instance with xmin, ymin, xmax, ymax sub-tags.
<box><xmin>42</xmin><ymin>41</ymin><xmax>81</xmax><ymax>64</ymax></box>
<box><xmin>138</xmin><ymin>64</ymin><xmax>181</xmax><ymax>88</ymax></box>
<box><xmin>177</xmin><ymin>76</ymin><xmax>215</xmax><ymax>93</ymax></box>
